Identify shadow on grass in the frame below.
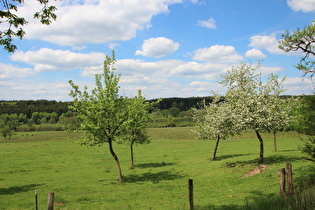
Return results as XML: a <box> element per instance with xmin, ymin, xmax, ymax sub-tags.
<box><xmin>225</xmin><ymin>155</ymin><xmax>304</xmax><ymax>167</ymax></box>
<box><xmin>210</xmin><ymin>154</ymin><xmax>250</xmax><ymax>161</ymax></box>
<box><xmin>123</xmin><ymin>170</ymin><xmax>184</xmax><ymax>184</ymax></box>
<box><xmin>294</xmin><ymin>164</ymin><xmax>315</xmax><ymax>186</ymax></box>
<box><xmin>135</xmin><ymin>162</ymin><xmax>176</xmax><ymax>168</ymax></box>
<box><xmin>196</xmin><ymin>191</ymin><xmax>306</xmax><ymax>210</ymax></box>
<box><xmin>196</xmin><ymin>166</ymin><xmax>315</xmax><ymax>210</ymax></box>
<box><xmin>0</xmin><ymin>184</ymin><xmax>44</xmax><ymax>195</ymax></box>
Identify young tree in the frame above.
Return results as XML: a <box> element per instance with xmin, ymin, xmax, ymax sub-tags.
<box><xmin>220</xmin><ymin>62</ymin><xmax>289</xmax><ymax>163</ymax></box>
<box><xmin>1</xmin><ymin>0</ymin><xmax>57</xmax><ymax>52</ymax></box>
<box><xmin>0</xmin><ymin>119</ymin><xmax>13</xmax><ymax>139</ymax></box>
<box><xmin>268</xmin><ymin>96</ymin><xmax>297</xmax><ymax>152</ymax></box>
<box><xmin>294</xmin><ymin>95</ymin><xmax>315</xmax><ymax>162</ymax></box>
<box><xmin>299</xmin><ymin>136</ymin><xmax>315</xmax><ymax>162</ymax></box>
<box><xmin>278</xmin><ymin>20</ymin><xmax>315</xmax><ymax>77</ymax></box>
<box><xmin>192</xmin><ymin>94</ymin><xmax>243</xmax><ymax>160</ymax></box>
<box><xmin>69</xmin><ymin>51</ymin><xmax>132</xmax><ymax>183</ymax></box>
<box><xmin>117</xmin><ymin>90</ymin><xmax>151</xmax><ymax>169</ymax></box>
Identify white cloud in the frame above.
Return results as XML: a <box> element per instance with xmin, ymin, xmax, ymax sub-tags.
<box><xmin>283</xmin><ymin>77</ymin><xmax>314</xmax><ymax>95</ymax></box>
<box><xmin>258</xmin><ymin>66</ymin><xmax>285</xmax><ymax>76</ymax></box>
<box><xmin>18</xmin><ymin>0</ymin><xmax>182</xmax><ymax>47</ymax></box>
<box><xmin>249</xmin><ymin>34</ymin><xmax>303</xmax><ymax>56</ymax></box>
<box><xmin>248</xmin><ymin>34</ymin><xmax>284</xmax><ymax>54</ymax></box>
<box><xmin>79</xmin><ymin>58</ymin><xmax>228</xmax><ymax>98</ymax></box>
<box><xmin>287</xmin><ymin>0</ymin><xmax>315</xmax><ymax>12</ymax></box>
<box><xmin>192</xmin><ymin>45</ymin><xmax>243</xmax><ymax>63</ymax></box>
<box><xmin>197</xmin><ymin>18</ymin><xmax>216</xmax><ymax>29</ymax></box>
<box><xmin>0</xmin><ymin>63</ymin><xmax>34</xmax><ymax>79</ymax></box>
<box><xmin>0</xmin><ymin>79</ymin><xmax>72</xmax><ymax>101</ymax></box>
<box><xmin>135</xmin><ymin>37</ymin><xmax>180</xmax><ymax>58</ymax></box>
<box><xmin>10</xmin><ymin>48</ymin><xmax>105</xmax><ymax>72</ymax></box>
<box><xmin>108</xmin><ymin>43</ymin><xmax>120</xmax><ymax>50</ymax></box>
<box><xmin>245</xmin><ymin>49</ymin><xmax>266</xmax><ymax>59</ymax></box>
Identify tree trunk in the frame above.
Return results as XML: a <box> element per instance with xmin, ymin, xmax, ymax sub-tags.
<box><xmin>255</xmin><ymin>130</ymin><xmax>264</xmax><ymax>163</ymax></box>
<box><xmin>108</xmin><ymin>139</ymin><xmax>123</xmax><ymax>183</ymax></box>
<box><xmin>212</xmin><ymin>135</ymin><xmax>221</xmax><ymax>160</ymax></box>
<box><xmin>273</xmin><ymin>130</ymin><xmax>277</xmax><ymax>152</ymax></box>
<box><xmin>130</xmin><ymin>143</ymin><xmax>134</xmax><ymax>169</ymax></box>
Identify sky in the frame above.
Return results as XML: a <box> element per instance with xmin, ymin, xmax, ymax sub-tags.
<box><xmin>0</xmin><ymin>0</ymin><xmax>314</xmax><ymax>101</ymax></box>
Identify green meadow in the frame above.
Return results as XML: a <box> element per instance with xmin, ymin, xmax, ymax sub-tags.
<box><xmin>1</xmin><ymin>128</ymin><xmax>314</xmax><ymax>209</ymax></box>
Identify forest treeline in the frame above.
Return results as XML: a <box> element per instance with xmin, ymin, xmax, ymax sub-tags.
<box><xmin>0</xmin><ymin>96</ymin><xmax>213</xmax><ymax>116</ymax></box>
<box><xmin>0</xmin><ymin>100</ymin><xmax>70</xmax><ymax>117</ymax></box>
<box><xmin>0</xmin><ymin>97</ymin><xmax>213</xmax><ymax>134</ymax></box>
<box><xmin>0</xmin><ymin>95</ymin><xmax>313</xmax><ymax>137</ymax></box>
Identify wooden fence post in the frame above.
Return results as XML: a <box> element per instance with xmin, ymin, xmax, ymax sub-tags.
<box><xmin>47</xmin><ymin>192</ymin><xmax>54</xmax><ymax>210</ymax></box>
<box><xmin>188</xmin><ymin>179</ymin><xmax>194</xmax><ymax>210</ymax></box>
<box><xmin>286</xmin><ymin>162</ymin><xmax>294</xmax><ymax>195</ymax></box>
<box><xmin>35</xmin><ymin>190</ymin><xmax>38</xmax><ymax>210</ymax></box>
<box><xmin>280</xmin><ymin>168</ymin><xmax>286</xmax><ymax>196</ymax></box>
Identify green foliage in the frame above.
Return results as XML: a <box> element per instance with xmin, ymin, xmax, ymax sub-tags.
<box><xmin>299</xmin><ymin>136</ymin><xmax>315</xmax><ymax>161</ymax></box>
<box><xmin>0</xmin><ymin>100</ymin><xmax>70</xmax><ymax>117</ymax></box>
<box><xmin>294</xmin><ymin>95</ymin><xmax>315</xmax><ymax>135</ymax></box>
<box><xmin>69</xmin><ymin>51</ymin><xmax>131</xmax><ymax>146</ymax></box>
<box><xmin>0</xmin><ymin>0</ymin><xmax>57</xmax><ymax>52</ymax></box>
<box><xmin>168</xmin><ymin>107</ymin><xmax>180</xmax><ymax>117</ymax></box>
<box><xmin>117</xmin><ymin>90</ymin><xmax>151</xmax><ymax>146</ymax></box>
<box><xmin>0</xmin><ymin>120</ymin><xmax>13</xmax><ymax>139</ymax></box>
<box><xmin>279</xmin><ymin>20</ymin><xmax>315</xmax><ymax>77</ymax></box>
<box><xmin>69</xmin><ymin>51</ymin><xmax>151</xmax><ymax>182</ymax></box>
<box><xmin>59</xmin><ymin>111</ymin><xmax>80</xmax><ymax>130</ymax></box>
<box><xmin>148</xmin><ymin>96</ymin><xmax>214</xmax><ymax>111</ymax></box>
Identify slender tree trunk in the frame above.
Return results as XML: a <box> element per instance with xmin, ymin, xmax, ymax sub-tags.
<box><xmin>108</xmin><ymin>139</ymin><xmax>123</xmax><ymax>183</ymax></box>
<box><xmin>130</xmin><ymin>143</ymin><xmax>134</xmax><ymax>169</ymax></box>
<box><xmin>273</xmin><ymin>130</ymin><xmax>277</xmax><ymax>152</ymax></box>
<box><xmin>255</xmin><ymin>130</ymin><xmax>264</xmax><ymax>163</ymax></box>
<box><xmin>212</xmin><ymin>135</ymin><xmax>221</xmax><ymax>160</ymax></box>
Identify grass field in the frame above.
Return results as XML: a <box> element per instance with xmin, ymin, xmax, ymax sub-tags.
<box><xmin>0</xmin><ymin>128</ymin><xmax>314</xmax><ymax>209</ymax></box>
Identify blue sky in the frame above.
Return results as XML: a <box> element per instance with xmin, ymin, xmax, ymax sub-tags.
<box><xmin>0</xmin><ymin>0</ymin><xmax>314</xmax><ymax>101</ymax></box>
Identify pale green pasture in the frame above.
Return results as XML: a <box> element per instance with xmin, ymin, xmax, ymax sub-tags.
<box><xmin>0</xmin><ymin>129</ymin><xmax>313</xmax><ymax>209</ymax></box>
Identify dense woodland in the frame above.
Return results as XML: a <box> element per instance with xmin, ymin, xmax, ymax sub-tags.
<box><xmin>0</xmin><ymin>95</ymin><xmax>314</xmax><ymax>137</ymax></box>
<box><xmin>0</xmin><ymin>96</ymin><xmax>213</xmax><ymax>116</ymax></box>
<box><xmin>0</xmin><ymin>96</ymin><xmax>213</xmax><ymax>135</ymax></box>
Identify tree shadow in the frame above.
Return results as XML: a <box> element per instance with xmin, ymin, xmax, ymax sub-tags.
<box><xmin>294</xmin><ymin>164</ymin><xmax>315</xmax><ymax>186</ymax></box>
<box><xmin>225</xmin><ymin>155</ymin><xmax>304</xmax><ymax>167</ymax></box>
<box><xmin>195</xmin><ymin>191</ymin><xmax>290</xmax><ymax>209</ymax></box>
<box><xmin>196</xmin><ymin>166</ymin><xmax>315</xmax><ymax>210</ymax></box>
<box><xmin>123</xmin><ymin>170</ymin><xmax>185</xmax><ymax>184</ymax></box>
<box><xmin>0</xmin><ymin>184</ymin><xmax>44</xmax><ymax>195</ymax></box>
<box><xmin>209</xmin><ymin>154</ymin><xmax>250</xmax><ymax>161</ymax></box>
<box><xmin>135</xmin><ymin>162</ymin><xmax>176</xmax><ymax>168</ymax></box>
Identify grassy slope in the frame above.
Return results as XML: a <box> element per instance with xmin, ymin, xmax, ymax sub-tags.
<box><xmin>0</xmin><ymin>128</ymin><xmax>314</xmax><ymax>209</ymax></box>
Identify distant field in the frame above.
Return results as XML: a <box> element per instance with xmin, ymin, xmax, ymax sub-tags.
<box><xmin>0</xmin><ymin>128</ymin><xmax>314</xmax><ymax>209</ymax></box>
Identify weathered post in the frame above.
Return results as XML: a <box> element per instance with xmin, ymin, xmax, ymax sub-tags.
<box><xmin>47</xmin><ymin>192</ymin><xmax>54</xmax><ymax>210</ymax></box>
<box><xmin>188</xmin><ymin>179</ymin><xmax>194</xmax><ymax>210</ymax></box>
<box><xmin>286</xmin><ymin>162</ymin><xmax>293</xmax><ymax>195</ymax></box>
<box><xmin>35</xmin><ymin>190</ymin><xmax>38</xmax><ymax>210</ymax></box>
<box><xmin>280</xmin><ymin>168</ymin><xmax>286</xmax><ymax>196</ymax></box>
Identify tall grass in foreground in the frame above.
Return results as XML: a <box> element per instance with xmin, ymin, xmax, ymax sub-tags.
<box><xmin>0</xmin><ymin>128</ymin><xmax>314</xmax><ymax>209</ymax></box>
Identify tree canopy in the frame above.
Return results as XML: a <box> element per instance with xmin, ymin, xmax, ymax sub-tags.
<box><xmin>192</xmin><ymin>94</ymin><xmax>243</xmax><ymax>160</ymax></box>
<box><xmin>279</xmin><ymin>20</ymin><xmax>315</xmax><ymax>77</ymax></box>
<box><xmin>69</xmin><ymin>51</ymin><xmax>152</xmax><ymax>183</ymax></box>
<box><xmin>117</xmin><ymin>90</ymin><xmax>152</xmax><ymax>169</ymax></box>
<box><xmin>0</xmin><ymin>0</ymin><xmax>57</xmax><ymax>52</ymax></box>
<box><xmin>219</xmin><ymin>62</ymin><xmax>292</xmax><ymax>163</ymax></box>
